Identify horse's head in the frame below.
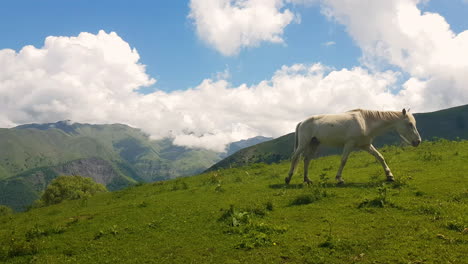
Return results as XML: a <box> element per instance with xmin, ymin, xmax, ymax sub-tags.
<box><xmin>395</xmin><ymin>108</ymin><xmax>421</xmax><ymax>147</ymax></box>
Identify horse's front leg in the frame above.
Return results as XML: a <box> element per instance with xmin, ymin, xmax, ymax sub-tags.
<box><xmin>362</xmin><ymin>144</ymin><xmax>394</xmax><ymax>181</ymax></box>
<box><xmin>336</xmin><ymin>142</ymin><xmax>354</xmax><ymax>184</ymax></box>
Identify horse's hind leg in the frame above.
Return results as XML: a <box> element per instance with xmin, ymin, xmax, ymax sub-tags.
<box><xmin>303</xmin><ymin>156</ymin><xmax>312</xmax><ymax>184</ymax></box>
<box><xmin>286</xmin><ymin>147</ymin><xmax>303</xmax><ymax>184</ymax></box>
<box><xmin>335</xmin><ymin>142</ymin><xmax>354</xmax><ymax>184</ymax></box>
<box><xmin>286</xmin><ymin>142</ymin><xmax>310</xmax><ymax>184</ymax></box>
<box><xmin>303</xmin><ymin>139</ymin><xmax>319</xmax><ymax>184</ymax></box>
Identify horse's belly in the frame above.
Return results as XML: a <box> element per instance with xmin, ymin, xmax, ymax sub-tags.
<box><xmin>314</xmin><ymin>131</ymin><xmax>348</xmax><ymax>147</ymax></box>
<box><xmin>313</xmin><ymin>125</ymin><xmax>365</xmax><ymax>147</ymax></box>
<box><xmin>315</xmin><ymin>136</ymin><xmax>346</xmax><ymax>147</ymax></box>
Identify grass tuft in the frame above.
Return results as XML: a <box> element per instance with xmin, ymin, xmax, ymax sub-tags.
<box><xmin>290</xmin><ymin>187</ymin><xmax>330</xmax><ymax>206</ymax></box>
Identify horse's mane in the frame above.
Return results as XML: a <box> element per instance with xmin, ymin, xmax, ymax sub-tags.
<box><xmin>347</xmin><ymin>109</ymin><xmax>402</xmax><ymax>122</ymax></box>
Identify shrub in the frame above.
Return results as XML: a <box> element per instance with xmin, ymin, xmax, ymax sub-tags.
<box><xmin>265</xmin><ymin>201</ymin><xmax>274</xmax><ymax>211</ymax></box>
<box><xmin>171</xmin><ymin>179</ymin><xmax>188</xmax><ymax>191</ymax></box>
<box><xmin>38</xmin><ymin>175</ymin><xmax>107</xmax><ymax>206</ymax></box>
<box><xmin>290</xmin><ymin>187</ymin><xmax>329</xmax><ymax>206</ymax></box>
<box><xmin>0</xmin><ymin>205</ymin><xmax>13</xmax><ymax>216</ymax></box>
<box><xmin>446</xmin><ymin>220</ymin><xmax>466</xmax><ymax>232</ymax></box>
<box><xmin>219</xmin><ymin>205</ymin><xmax>251</xmax><ymax>227</ymax></box>
<box><xmin>291</xmin><ymin>194</ymin><xmax>319</xmax><ymax>206</ymax></box>
<box><xmin>358</xmin><ymin>184</ymin><xmax>396</xmax><ymax>208</ymax></box>
<box><xmin>6</xmin><ymin>239</ymin><xmax>39</xmax><ymax>258</ymax></box>
<box><xmin>236</xmin><ymin>231</ymin><xmax>271</xmax><ymax>250</ymax></box>
<box><xmin>207</xmin><ymin>172</ymin><xmax>221</xmax><ymax>185</ymax></box>
<box><xmin>220</xmin><ymin>205</ymin><xmax>287</xmax><ymax>250</ymax></box>
<box><xmin>421</xmin><ymin>151</ymin><xmax>442</xmax><ymax>161</ymax></box>
<box><xmin>215</xmin><ymin>183</ymin><xmax>225</xmax><ymax>193</ymax></box>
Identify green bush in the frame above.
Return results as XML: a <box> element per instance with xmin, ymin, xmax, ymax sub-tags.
<box><xmin>0</xmin><ymin>205</ymin><xmax>13</xmax><ymax>216</ymax></box>
<box><xmin>38</xmin><ymin>175</ymin><xmax>107</xmax><ymax>206</ymax></box>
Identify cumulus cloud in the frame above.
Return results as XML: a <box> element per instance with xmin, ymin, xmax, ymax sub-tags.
<box><xmin>320</xmin><ymin>0</ymin><xmax>468</xmax><ymax>111</ymax></box>
<box><xmin>187</xmin><ymin>0</ymin><xmax>468</xmax><ymax>113</ymax></box>
<box><xmin>0</xmin><ymin>30</ymin><xmax>411</xmax><ymax>151</ymax></box>
<box><xmin>188</xmin><ymin>0</ymin><xmax>297</xmax><ymax>56</ymax></box>
<box><xmin>0</xmin><ymin>30</ymin><xmax>155</xmax><ymax>125</ymax></box>
<box><xmin>141</xmin><ymin>63</ymin><xmax>408</xmax><ymax>151</ymax></box>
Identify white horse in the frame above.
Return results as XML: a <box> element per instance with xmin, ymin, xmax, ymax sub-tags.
<box><xmin>286</xmin><ymin>109</ymin><xmax>421</xmax><ymax>185</ymax></box>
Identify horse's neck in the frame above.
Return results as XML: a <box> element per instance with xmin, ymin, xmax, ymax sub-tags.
<box><xmin>365</xmin><ymin>112</ymin><xmax>400</xmax><ymax>137</ymax></box>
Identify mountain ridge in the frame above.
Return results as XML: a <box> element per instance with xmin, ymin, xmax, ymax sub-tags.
<box><xmin>0</xmin><ymin>122</ymin><xmax>270</xmax><ymax>210</ymax></box>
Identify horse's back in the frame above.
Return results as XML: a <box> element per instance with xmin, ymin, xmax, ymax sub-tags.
<box><xmin>300</xmin><ymin>112</ymin><xmax>366</xmax><ymax>147</ymax></box>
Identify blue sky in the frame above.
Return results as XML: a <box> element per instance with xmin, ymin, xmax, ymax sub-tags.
<box><xmin>1</xmin><ymin>0</ymin><xmax>467</xmax><ymax>91</ymax></box>
<box><xmin>2</xmin><ymin>0</ymin><xmax>362</xmax><ymax>91</ymax></box>
<box><xmin>1</xmin><ymin>0</ymin><xmax>468</xmax><ymax>150</ymax></box>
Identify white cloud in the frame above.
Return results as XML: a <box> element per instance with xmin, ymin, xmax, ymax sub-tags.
<box><xmin>322</xmin><ymin>40</ymin><xmax>335</xmax><ymax>46</ymax></box>
<box><xmin>0</xmin><ymin>31</ymin><xmax>412</xmax><ymax>151</ymax></box>
<box><xmin>187</xmin><ymin>0</ymin><xmax>468</xmax><ymax>113</ymax></box>
<box><xmin>0</xmin><ymin>30</ymin><xmax>155</xmax><ymax>124</ymax></box>
<box><xmin>214</xmin><ymin>66</ymin><xmax>231</xmax><ymax>80</ymax></box>
<box><xmin>320</xmin><ymin>0</ymin><xmax>468</xmax><ymax>111</ymax></box>
<box><xmin>188</xmin><ymin>0</ymin><xmax>297</xmax><ymax>56</ymax></box>
<box><xmin>146</xmin><ymin>63</ymin><xmax>408</xmax><ymax>151</ymax></box>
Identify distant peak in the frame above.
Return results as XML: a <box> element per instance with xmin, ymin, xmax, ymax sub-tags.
<box><xmin>14</xmin><ymin>120</ymin><xmax>79</xmax><ymax>134</ymax></box>
<box><xmin>58</xmin><ymin>120</ymin><xmax>73</xmax><ymax>125</ymax></box>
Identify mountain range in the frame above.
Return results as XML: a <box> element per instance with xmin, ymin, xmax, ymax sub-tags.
<box><xmin>0</xmin><ymin>122</ymin><xmax>270</xmax><ymax>210</ymax></box>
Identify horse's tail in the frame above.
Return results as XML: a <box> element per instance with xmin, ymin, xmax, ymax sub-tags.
<box><xmin>293</xmin><ymin>122</ymin><xmax>301</xmax><ymax>152</ymax></box>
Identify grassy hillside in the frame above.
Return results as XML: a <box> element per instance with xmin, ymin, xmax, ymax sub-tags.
<box><xmin>209</xmin><ymin>104</ymin><xmax>468</xmax><ymax>171</ymax></box>
<box><xmin>0</xmin><ymin>128</ymin><xmax>118</xmax><ymax>179</ymax></box>
<box><xmin>0</xmin><ymin>139</ymin><xmax>466</xmax><ymax>263</ymax></box>
<box><xmin>7</xmin><ymin>122</ymin><xmax>222</xmax><ymax>182</ymax></box>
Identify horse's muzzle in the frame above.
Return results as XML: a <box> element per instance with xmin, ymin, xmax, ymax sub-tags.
<box><xmin>412</xmin><ymin>139</ymin><xmax>421</xmax><ymax>147</ymax></box>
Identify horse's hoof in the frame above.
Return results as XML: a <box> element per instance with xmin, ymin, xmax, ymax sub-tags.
<box><xmin>303</xmin><ymin>179</ymin><xmax>312</xmax><ymax>185</ymax></box>
<box><xmin>336</xmin><ymin>176</ymin><xmax>344</xmax><ymax>185</ymax></box>
<box><xmin>386</xmin><ymin>177</ymin><xmax>395</xmax><ymax>182</ymax></box>
<box><xmin>285</xmin><ymin>177</ymin><xmax>291</xmax><ymax>185</ymax></box>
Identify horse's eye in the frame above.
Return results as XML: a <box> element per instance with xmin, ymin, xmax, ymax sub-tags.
<box><xmin>408</xmin><ymin>123</ymin><xmax>413</xmax><ymax>128</ymax></box>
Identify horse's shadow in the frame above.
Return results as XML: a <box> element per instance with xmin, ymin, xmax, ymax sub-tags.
<box><xmin>269</xmin><ymin>181</ymin><xmax>386</xmax><ymax>189</ymax></box>
<box><xmin>269</xmin><ymin>183</ymin><xmax>305</xmax><ymax>189</ymax></box>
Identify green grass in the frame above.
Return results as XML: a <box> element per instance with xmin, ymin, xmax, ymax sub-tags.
<box><xmin>0</xmin><ymin>140</ymin><xmax>467</xmax><ymax>263</ymax></box>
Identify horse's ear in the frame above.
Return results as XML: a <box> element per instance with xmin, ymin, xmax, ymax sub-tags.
<box><xmin>402</xmin><ymin>108</ymin><xmax>407</xmax><ymax>116</ymax></box>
